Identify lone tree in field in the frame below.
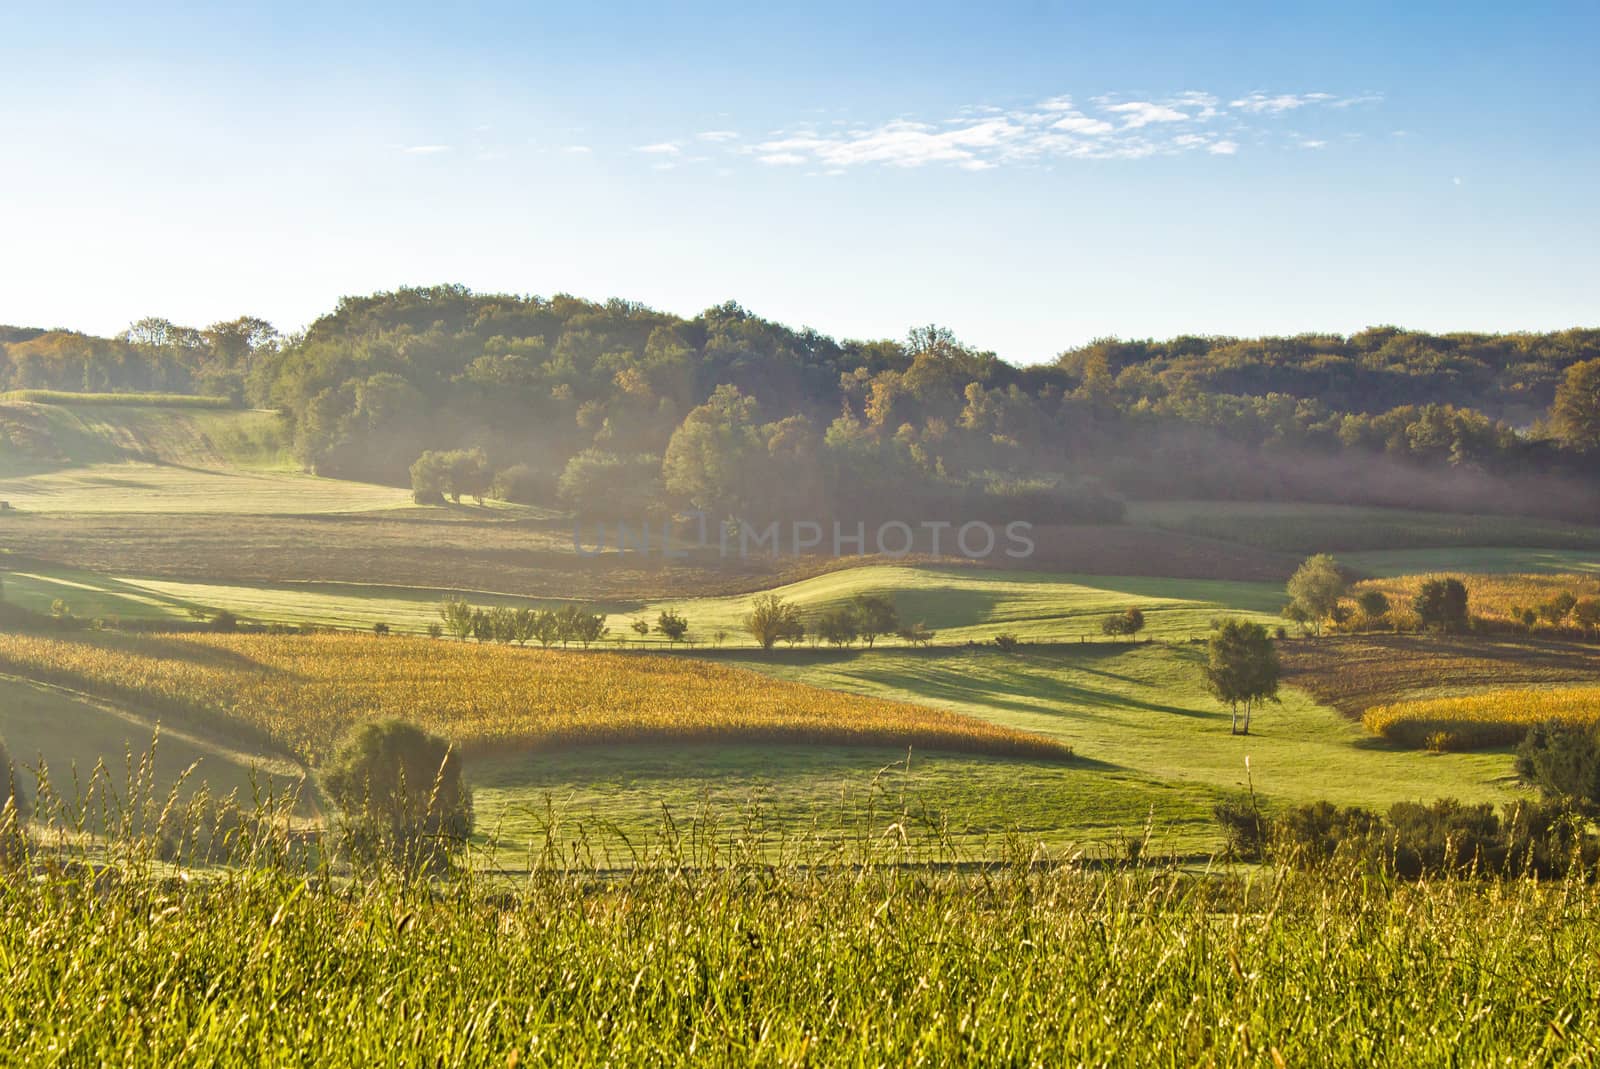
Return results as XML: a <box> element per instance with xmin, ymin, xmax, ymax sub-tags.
<box><xmin>1100</xmin><ymin>607</ymin><xmax>1146</xmax><ymax>642</ymax></box>
<box><xmin>1204</xmin><ymin>619</ymin><xmax>1281</xmax><ymax>735</ymax></box>
<box><xmin>322</xmin><ymin>720</ymin><xmax>473</xmax><ymax>872</ymax></box>
<box><xmin>851</xmin><ymin>594</ymin><xmax>899</xmax><ymax>648</ymax></box>
<box><xmin>655</xmin><ymin>609</ymin><xmax>689</xmax><ymax>645</ymax></box>
<box><xmin>744</xmin><ymin>593</ymin><xmax>802</xmax><ymax>651</ymax></box>
<box><xmin>1285</xmin><ymin>554</ymin><xmax>1346</xmax><ymax>636</ymax></box>
<box><xmin>1413</xmin><ymin>578</ymin><xmax>1470</xmax><ymax>633</ymax></box>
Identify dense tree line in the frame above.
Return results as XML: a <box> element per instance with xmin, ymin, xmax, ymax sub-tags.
<box><xmin>5</xmin><ymin>286</ymin><xmax>1599</xmax><ymax>522</ymax></box>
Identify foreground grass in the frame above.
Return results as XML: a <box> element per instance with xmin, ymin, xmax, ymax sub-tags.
<box><xmin>0</xmin><ymin>631</ymin><xmax>1067</xmax><ymax>764</ymax></box>
<box><xmin>2</xmin><ymin>833</ymin><xmax>1599</xmax><ymax>1066</ymax></box>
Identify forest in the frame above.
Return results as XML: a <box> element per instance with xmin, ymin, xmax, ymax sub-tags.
<box><xmin>4</xmin><ymin>285</ymin><xmax>1599</xmax><ymax>523</ymax></box>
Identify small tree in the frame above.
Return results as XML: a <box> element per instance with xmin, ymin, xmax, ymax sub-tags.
<box><xmin>1413</xmin><ymin>578</ymin><xmax>1470</xmax><ymax>633</ymax></box>
<box><xmin>1100</xmin><ymin>607</ymin><xmax>1145</xmax><ymax>642</ymax></box>
<box><xmin>1574</xmin><ymin>597</ymin><xmax>1600</xmax><ymax>637</ymax></box>
<box><xmin>897</xmin><ymin>621</ymin><xmax>936</xmax><ymax>647</ymax></box>
<box><xmin>631</xmin><ymin>618</ymin><xmax>651</xmax><ymax>641</ymax></box>
<box><xmin>851</xmin><ymin>595</ymin><xmax>899</xmax><ymax>649</ymax></box>
<box><xmin>439</xmin><ymin>597</ymin><xmax>475</xmax><ymax>641</ymax></box>
<box><xmin>993</xmin><ymin>632</ymin><xmax>1021</xmax><ymax>652</ymax></box>
<box><xmin>656</xmin><ymin>609</ymin><xmax>689</xmax><ymax>645</ymax></box>
<box><xmin>1285</xmin><ymin>554</ymin><xmax>1345</xmax><ymax>636</ymax></box>
<box><xmin>1539</xmin><ymin>591</ymin><xmax>1579</xmax><ymax>627</ymax></box>
<box><xmin>409</xmin><ymin>451</ymin><xmax>449</xmax><ymax>505</ymax></box>
<box><xmin>745</xmin><ymin>594</ymin><xmax>802</xmax><ymax>651</ymax></box>
<box><xmin>321</xmin><ymin>720</ymin><xmax>473</xmax><ymax>872</ymax></box>
<box><xmin>1356</xmin><ymin>590</ymin><xmax>1391</xmax><ymax>628</ymax></box>
<box><xmin>372</xmin><ymin>621</ymin><xmax>390</xmax><ymax>637</ymax></box>
<box><xmin>1204</xmin><ymin>619</ymin><xmax>1281</xmax><ymax>735</ymax></box>
<box><xmin>816</xmin><ymin>608</ymin><xmax>859</xmax><ymax>648</ymax></box>
<box><xmin>531</xmin><ymin>609</ymin><xmax>561</xmax><ymax>648</ymax></box>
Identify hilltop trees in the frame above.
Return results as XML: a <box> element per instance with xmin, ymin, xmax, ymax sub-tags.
<box><xmin>1552</xmin><ymin>358</ymin><xmax>1600</xmax><ymax>452</ymax></box>
<box><xmin>1204</xmin><ymin>619</ymin><xmax>1281</xmax><ymax>735</ymax></box>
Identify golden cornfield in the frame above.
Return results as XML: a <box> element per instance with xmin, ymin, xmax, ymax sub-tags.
<box><xmin>0</xmin><ymin>632</ymin><xmax>1069</xmax><ymax>762</ymax></box>
<box><xmin>1364</xmin><ymin>685</ymin><xmax>1600</xmax><ymax>749</ymax></box>
<box><xmin>1350</xmin><ymin>573</ymin><xmax>1600</xmax><ymax>629</ymax></box>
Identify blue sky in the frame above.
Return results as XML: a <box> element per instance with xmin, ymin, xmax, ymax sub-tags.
<box><xmin>1</xmin><ymin>1</ymin><xmax>1595</xmax><ymax>362</ymax></box>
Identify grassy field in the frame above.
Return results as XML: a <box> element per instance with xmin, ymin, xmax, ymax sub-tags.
<box><xmin>728</xmin><ymin>644</ymin><xmax>1522</xmax><ymax>823</ymax></box>
<box><xmin>0</xmin><ymin>562</ymin><xmax>1286</xmax><ymax>645</ymax></box>
<box><xmin>1131</xmin><ymin>500</ymin><xmax>1600</xmax><ymax>554</ymax></box>
<box><xmin>0</xmin><ymin>674</ymin><xmax>311</xmax><ymax>826</ymax></box>
<box><xmin>0</xmin><ymin>398</ymin><xmax>420</xmax><ymax>512</ymax></box>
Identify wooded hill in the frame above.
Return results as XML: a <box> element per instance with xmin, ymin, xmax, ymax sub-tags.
<box><xmin>4</xmin><ymin>286</ymin><xmax>1599</xmax><ymax>522</ymax></box>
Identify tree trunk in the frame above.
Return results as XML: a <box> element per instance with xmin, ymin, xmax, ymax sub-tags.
<box><xmin>1230</xmin><ymin>703</ymin><xmax>1239</xmax><ymax>735</ymax></box>
<box><xmin>1242</xmin><ymin>699</ymin><xmax>1252</xmax><ymax>736</ymax></box>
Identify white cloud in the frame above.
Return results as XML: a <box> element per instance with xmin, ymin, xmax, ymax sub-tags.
<box><xmin>678</xmin><ymin>86</ymin><xmax>1373</xmax><ymax>173</ymax></box>
<box><xmin>402</xmin><ymin>144</ymin><xmax>451</xmax><ymax>154</ymax></box>
<box><xmin>1100</xmin><ymin>101</ymin><xmax>1190</xmax><ymax>128</ymax></box>
<box><xmin>1230</xmin><ymin>92</ymin><xmax>1333</xmax><ymax>114</ymax></box>
<box><xmin>1050</xmin><ymin>114</ymin><xmax>1114</xmax><ymax>136</ymax></box>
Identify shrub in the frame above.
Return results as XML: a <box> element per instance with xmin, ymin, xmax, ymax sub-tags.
<box><xmin>655</xmin><ymin>610</ymin><xmax>689</xmax><ymax>645</ymax></box>
<box><xmin>1516</xmin><ymin>722</ymin><xmax>1600</xmax><ymax>815</ymax></box>
<box><xmin>490</xmin><ymin>463</ymin><xmax>554</xmax><ymax>505</ymax></box>
<box><xmin>321</xmin><ymin>720</ymin><xmax>473</xmax><ymax>871</ymax></box>
<box><xmin>1212</xmin><ymin>797</ymin><xmax>1268</xmax><ymax>860</ymax></box>
<box><xmin>993</xmin><ymin>633</ymin><xmax>1021</xmax><ymax>652</ymax></box>
<box><xmin>209</xmin><ymin>610</ymin><xmax>239</xmax><ymax>633</ymax></box>
<box><xmin>1413</xmin><ymin>578</ymin><xmax>1470</xmax><ymax>633</ymax></box>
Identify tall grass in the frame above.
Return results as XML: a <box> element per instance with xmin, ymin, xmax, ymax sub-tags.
<box><xmin>2</xmin><ymin>757</ymin><xmax>1599</xmax><ymax>1066</ymax></box>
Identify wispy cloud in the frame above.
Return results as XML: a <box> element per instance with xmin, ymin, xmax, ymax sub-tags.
<box><xmin>1099</xmin><ymin>100</ymin><xmax>1191</xmax><ymax>128</ymax></box>
<box><xmin>674</xmin><ymin>88</ymin><xmax>1378</xmax><ymax>174</ymax></box>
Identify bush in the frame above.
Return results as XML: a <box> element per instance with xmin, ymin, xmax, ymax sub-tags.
<box><xmin>209</xmin><ymin>610</ymin><xmax>239</xmax><ymax>633</ymax></box>
<box><xmin>993</xmin><ymin>633</ymin><xmax>1021</xmax><ymax>652</ymax></box>
<box><xmin>321</xmin><ymin>720</ymin><xmax>473</xmax><ymax>872</ymax></box>
<box><xmin>1516</xmin><ymin>722</ymin><xmax>1600</xmax><ymax>815</ymax></box>
<box><xmin>490</xmin><ymin>463</ymin><xmax>555</xmax><ymax>505</ymax></box>
<box><xmin>1212</xmin><ymin>797</ymin><xmax>1269</xmax><ymax>860</ymax></box>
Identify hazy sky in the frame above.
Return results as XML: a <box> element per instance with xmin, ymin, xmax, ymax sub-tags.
<box><xmin>1</xmin><ymin>1</ymin><xmax>1596</xmax><ymax>362</ymax></box>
